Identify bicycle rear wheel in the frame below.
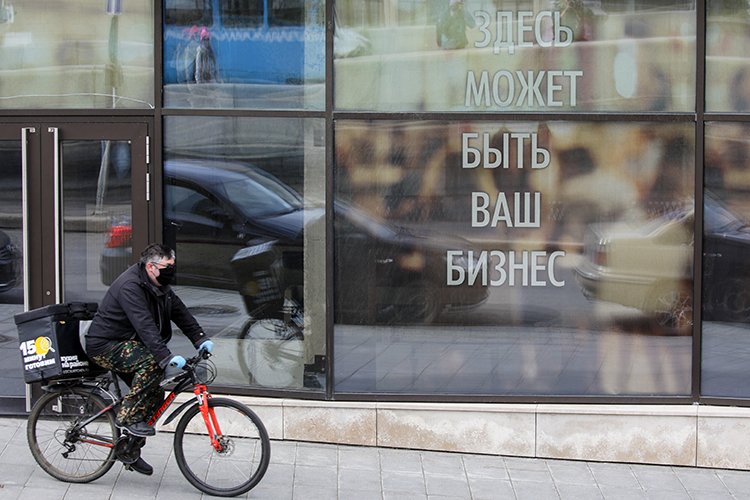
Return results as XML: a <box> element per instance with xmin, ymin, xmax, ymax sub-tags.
<box><xmin>27</xmin><ymin>387</ymin><xmax>118</xmax><ymax>483</ymax></box>
<box><xmin>173</xmin><ymin>397</ymin><xmax>270</xmax><ymax>497</ymax></box>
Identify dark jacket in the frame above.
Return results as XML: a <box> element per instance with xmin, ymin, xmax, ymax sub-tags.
<box><xmin>85</xmin><ymin>262</ymin><xmax>209</xmax><ymax>369</ymax></box>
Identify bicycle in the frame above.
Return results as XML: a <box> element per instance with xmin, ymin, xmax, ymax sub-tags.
<box><xmin>25</xmin><ymin>348</ymin><xmax>271</xmax><ymax>497</ymax></box>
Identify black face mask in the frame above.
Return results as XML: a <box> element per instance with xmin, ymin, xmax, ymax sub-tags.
<box><xmin>155</xmin><ymin>265</ymin><xmax>175</xmax><ymax>286</ymax></box>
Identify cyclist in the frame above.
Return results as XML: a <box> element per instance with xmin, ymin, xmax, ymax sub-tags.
<box><xmin>85</xmin><ymin>243</ymin><xmax>213</xmax><ymax>476</ymax></box>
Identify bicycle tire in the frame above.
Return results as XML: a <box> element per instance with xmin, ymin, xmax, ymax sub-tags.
<box><xmin>27</xmin><ymin>387</ymin><xmax>119</xmax><ymax>483</ymax></box>
<box><xmin>173</xmin><ymin>397</ymin><xmax>270</xmax><ymax>497</ymax></box>
<box><xmin>237</xmin><ymin>317</ymin><xmax>303</xmax><ymax>387</ymax></box>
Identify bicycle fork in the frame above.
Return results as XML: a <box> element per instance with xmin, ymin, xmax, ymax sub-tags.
<box><xmin>195</xmin><ymin>385</ymin><xmax>225</xmax><ymax>452</ymax></box>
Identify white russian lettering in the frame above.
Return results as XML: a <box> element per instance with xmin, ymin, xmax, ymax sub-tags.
<box><xmin>535</xmin><ymin>11</ymin><xmax>553</xmax><ymax>48</ymax></box>
<box><xmin>474</xmin><ymin>11</ymin><xmax>492</xmax><ymax>48</ymax></box>
<box><xmin>465</xmin><ymin>71</ymin><xmax>491</xmax><ymax>107</ymax></box>
<box><xmin>447</xmin><ymin>250</ymin><xmax>465</xmax><ymax>285</ymax></box>
<box><xmin>565</xmin><ymin>70</ymin><xmax>583</xmax><ymax>106</ymax></box>
<box><xmin>517</xmin><ymin>11</ymin><xmax>534</xmax><ymax>49</ymax></box>
<box><xmin>462</xmin><ymin>132</ymin><xmax>481</xmax><ymax>168</ymax></box>
<box><xmin>491</xmin><ymin>250</ymin><xmax>506</xmax><ymax>286</ymax></box>
<box><xmin>494</xmin><ymin>11</ymin><xmax>515</xmax><ymax>54</ymax></box>
<box><xmin>483</xmin><ymin>132</ymin><xmax>502</xmax><ymax>168</ymax></box>
<box><xmin>548</xmin><ymin>251</ymin><xmax>565</xmax><ymax>286</ymax></box>
<box><xmin>448</xmin><ymin>250</ymin><xmax>567</xmax><ymax>287</ymax></box>
<box><xmin>531</xmin><ymin>134</ymin><xmax>550</xmax><ymax>169</ymax></box>
<box><xmin>554</xmin><ymin>11</ymin><xmax>573</xmax><ymax>46</ymax></box>
<box><xmin>472</xmin><ymin>192</ymin><xmax>491</xmax><ymax>227</ymax></box>
<box><xmin>468</xmin><ymin>250</ymin><xmax>487</xmax><ymax>285</ymax></box>
<box><xmin>514</xmin><ymin>192</ymin><xmax>541</xmax><ymax>228</ymax></box>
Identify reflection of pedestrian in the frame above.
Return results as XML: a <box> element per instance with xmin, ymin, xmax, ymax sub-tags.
<box><xmin>436</xmin><ymin>0</ymin><xmax>476</xmax><ymax>50</ymax></box>
<box><xmin>195</xmin><ymin>28</ymin><xmax>219</xmax><ymax>83</ymax></box>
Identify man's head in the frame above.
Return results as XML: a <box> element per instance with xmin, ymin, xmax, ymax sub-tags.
<box><xmin>141</xmin><ymin>243</ymin><xmax>176</xmax><ymax>287</ymax></box>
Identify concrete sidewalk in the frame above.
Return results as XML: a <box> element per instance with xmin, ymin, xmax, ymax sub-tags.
<box><xmin>2</xmin><ymin>416</ymin><xmax>750</xmax><ymax>500</ymax></box>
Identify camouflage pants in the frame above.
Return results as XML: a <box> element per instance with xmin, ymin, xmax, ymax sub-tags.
<box><xmin>92</xmin><ymin>340</ymin><xmax>164</xmax><ymax>426</ymax></box>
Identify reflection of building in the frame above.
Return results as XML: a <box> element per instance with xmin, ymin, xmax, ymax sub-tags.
<box><xmin>6</xmin><ymin>0</ymin><xmax>750</xmax><ymax>473</ymax></box>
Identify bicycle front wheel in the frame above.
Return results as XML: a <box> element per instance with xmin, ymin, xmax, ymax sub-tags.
<box><xmin>27</xmin><ymin>387</ymin><xmax>118</xmax><ymax>483</ymax></box>
<box><xmin>174</xmin><ymin>397</ymin><xmax>270</xmax><ymax>497</ymax></box>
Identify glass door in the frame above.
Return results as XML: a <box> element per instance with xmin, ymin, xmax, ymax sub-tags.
<box><xmin>0</xmin><ymin>121</ymin><xmax>150</xmax><ymax>414</ymax></box>
<box><xmin>0</xmin><ymin>125</ymin><xmax>32</xmax><ymax>413</ymax></box>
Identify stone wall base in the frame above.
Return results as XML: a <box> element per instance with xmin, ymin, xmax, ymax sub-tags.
<box><xmin>161</xmin><ymin>396</ymin><xmax>750</xmax><ymax>470</ymax></box>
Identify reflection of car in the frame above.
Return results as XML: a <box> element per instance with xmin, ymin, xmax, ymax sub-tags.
<box><xmin>573</xmin><ymin>205</ymin><xmax>694</xmax><ymax>331</ymax></box>
<box><xmin>100</xmin><ymin>159</ymin><xmax>489</xmax><ymax>324</ymax></box>
<box><xmin>0</xmin><ymin>229</ymin><xmax>21</xmax><ymax>293</ymax></box>
<box><xmin>335</xmin><ymin>203</ymin><xmax>489</xmax><ymax>324</ymax></box>
<box><xmin>100</xmin><ymin>159</ymin><xmax>315</xmax><ymax>291</ymax></box>
<box><xmin>702</xmin><ymin>197</ymin><xmax>750</xmax><ymax>323</ymax></box>
<box><xmin>574</xmin><ymin>196</ymin><xmax>750</xmax><ymax>330</ymax></box>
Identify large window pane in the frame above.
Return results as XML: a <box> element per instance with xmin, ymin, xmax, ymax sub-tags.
<box><xmin>163</xmin><ymin>0</ymin><xmax>325</xmax><ymax>109</ymax></box>
<box><xmin>706</xmin><ymin>1</ymin><xmax>750</xmax><ymax>112</ymax></box>
<box><xmin>334</xmin><ymin>120</ymin><xmax>694</xmax><ymax>396</ymax></box>
<box><xmin>334</xmin><ymin>0</ymin><xmax>696</xmax><ymax>112</ymax></box>
<box><xmin>163</xmin><ymin>116</ymin><xmax>325</xmax><ymax>391</ymax></box>
<box><xmin>702</xmin><ymin>122</ymin><xmax>750</xmax><ymax>397</ymax></box>
<box><xmin>0</xmin><ymin>0</ymin><xmax>154</xmax><ymax>109</ymax></box>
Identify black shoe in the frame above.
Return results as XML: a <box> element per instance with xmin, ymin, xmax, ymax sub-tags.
<box><xmin>126</xmin><ymin>457</ymin><xmax>153</xmax><ymax>476</ymax></box>
<box><xmin>116</xmin><ymin>420</ymin><xmax>156</xmax><ymax>437</ymax></box>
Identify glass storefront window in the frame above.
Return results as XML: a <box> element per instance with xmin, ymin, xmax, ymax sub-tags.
<box><xmin>334</xmin><ymin>119</ymin><xmax>695</xmax><ymax>395</ymax></box>
<box><xmin>163</xmin><ymin>0</ymin><xmax>325</xmax><ymax>110</ymax></box>
<box><xmin>163</xmin><ymin>116</ymin><xmax>326</xmax><ymax>391</ymax></box>
<box><xmin>0</xmin><ymin>0</ymin><xmax>154</xmax><ymax>109</ymax></box>
<box><xmin>706</xmin><ymin>1</ymin><xmax>750</xmax><ymax>112</ymax></box>
<box><xmin>334</xmin><ymin>0</ymin><xmax>696</xmax><ymax>112</ymax></box>
<box><xmin>701</xmin><ymin>121</ymin><xmax>750</xmax><ymax>398</ymax></box>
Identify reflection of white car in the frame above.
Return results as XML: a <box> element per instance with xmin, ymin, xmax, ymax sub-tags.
<box><xmin>573</xmin><ymin>208</ymin><xmax>694</xmax><ymax>332</ymax></box>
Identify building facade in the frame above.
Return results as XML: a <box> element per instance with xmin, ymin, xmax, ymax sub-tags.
<box><xmin>2</xmin><ymin>0</ymin><xmax>750</xmax><ymax>468</ymax></box>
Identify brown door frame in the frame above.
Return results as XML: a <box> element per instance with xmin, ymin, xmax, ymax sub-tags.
<box><xmin>36</xmin><ymin>121</ymin><xmax>151</xmax><ymax>307</ymax></box>
<box><xmin>0</xmin><ymin>118</ymin><xmax>152</xmax><ymax>309</ymax></box>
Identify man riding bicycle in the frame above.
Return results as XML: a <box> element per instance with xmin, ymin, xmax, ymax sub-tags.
<box><xmin>85</xmin><ymin>243</ymin><xmax>213</xmax><ymax>476</ymax></box>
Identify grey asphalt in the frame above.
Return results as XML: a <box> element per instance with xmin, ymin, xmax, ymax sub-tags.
<box><xmin>3</xmin><ymin>417</ymin><xmax>750</xmax><ymax>500</ymax></box>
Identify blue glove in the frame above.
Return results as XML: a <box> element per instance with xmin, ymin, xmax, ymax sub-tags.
<box><xmin>169</xmin><ymin>355</ymin><xmax>186</xmax><ymax>369</ymax></box>
<box><xmin>199</xmin><ymin>340</ymin><xmax>214</xmax><ymax>353</ymax></box>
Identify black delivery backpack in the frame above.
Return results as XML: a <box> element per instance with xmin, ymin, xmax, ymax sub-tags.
<box><xmin>14</xmin><ymin>302</ymin><xmax>105</xmax><ymax>384</ymax></box>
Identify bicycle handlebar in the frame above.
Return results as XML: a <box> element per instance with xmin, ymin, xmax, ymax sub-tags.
<box><xmin>169</xmin><ymin>348</ymin><xmax>211</xmax><ymax>369</ymax></box>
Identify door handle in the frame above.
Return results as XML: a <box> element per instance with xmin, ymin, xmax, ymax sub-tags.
<box><xmin>49</xmin><ymin>127</ymin><xmax>61</xmax><ymax>303</ymax></box>
<box><xmin>21</xmin><ymin>127</ymin><xmax>35</xmax><ymax>311</ymax></box>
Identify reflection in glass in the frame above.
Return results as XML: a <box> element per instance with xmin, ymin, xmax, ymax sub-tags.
<box><xmin>702</xmin><ymin>122</ymin><xmax>750</xmax><ymax>398</ymax></box>
<box><xmin>163</xmin><ymin>0</ymin><xmax>325</xmax><ymax>110</ymax></box>
<box><xmin>334</xmin><ymin>120</ymin><xmax>695</xmax><ymax>396</ymax></box>
<box><xmin>334</xmin><ymin>0</ymin><xmax>695</xmax><ymax>112</ymax></box>
<box><xmin>0</xmin><ymin>0</ymin><xmax>154</xmax><ymax>109</ymax></box>
<box><xmin>706</xmin><ymin>1</ymin><xmax>750</xmax><ymax>112</ymax></box>
<box><xmin>0</xmin><ymin>141</ymin><xmax>25</xmax><ymax>409</ymax></box>
<box><xmin>163</xmin><ymin>116</ymin><xmax>325</xmax><ymax>392</ymax></box>
<box><xmin>63</xmin><ymin>140</ymin><xmax>132</xmax><ymax>303</ymax></box>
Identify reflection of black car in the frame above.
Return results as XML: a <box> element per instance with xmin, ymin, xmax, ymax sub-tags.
<box><xmin>0</xmin><ymin>229</ymin><xmax>21</xmax><ymax>293</ymax></box>
<box><xmin>335</xmin><ymin>203</ymin><xmax>489</xmax><ymax>324</ymax></box>
<box><xmin>100</xmin><ymin>159</ymin><xmax>315</xmax><ymax>291</ymax></box>
<box><xmin>703</xmin><ymin>196</ymin><xmax>750</xmax><ymax>323</ymax></box>
<box><xmin>100</xmin><ymin>159</ymin><xmax>489</xmax><ymax>324</ymax></box>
